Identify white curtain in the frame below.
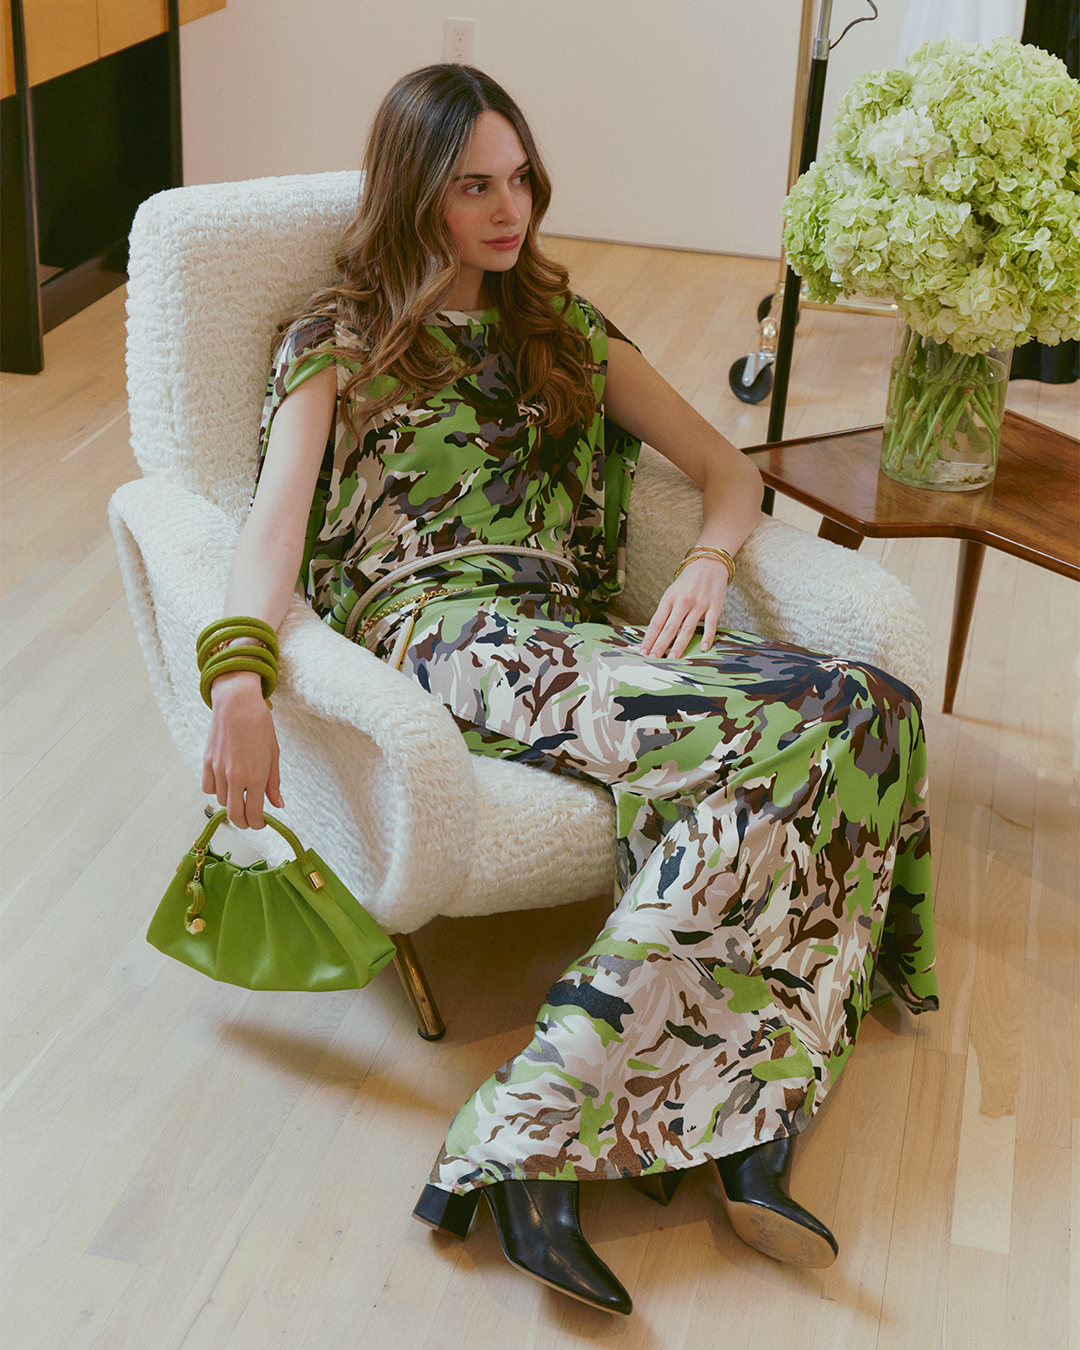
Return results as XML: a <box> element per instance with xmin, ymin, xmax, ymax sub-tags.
<box><xmin>897</xmin><ymin>0</ymin><xmax>1026</xmax><ymax>62</ymax></box>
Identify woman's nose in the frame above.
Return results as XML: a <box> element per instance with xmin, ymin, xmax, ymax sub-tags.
<box><xmin>492</xmin><ymin>185</ymin><xmax>520</xmax><ymax>223</ymax></box>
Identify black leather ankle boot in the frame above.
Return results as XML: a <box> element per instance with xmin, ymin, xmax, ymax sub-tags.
<box><xmin>484</xmin><ymin>1180</ymin><xmax>633</xmax><ymax>1314</ymax></box>
<box><xmin>715</xmin><ymin>1136</ymin><xmax>838</xmax><ymax>1267</ymax></box>
<box><xmin>413</xmin><ymin>1179</ymin><xmax>633</xmax><ymax>1314</ymax></box>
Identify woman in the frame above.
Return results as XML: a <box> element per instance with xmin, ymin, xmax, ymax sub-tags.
<box><xmin>202</xmin><ymin>65</ymin><xmax>937</xmax><ymax>1317</ymax></box>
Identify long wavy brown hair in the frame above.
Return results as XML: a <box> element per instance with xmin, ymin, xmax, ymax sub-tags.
<box><xmin>288</xmin><ymin>65</ymin><xmax>597</xmax><ymax>439</ymax></box>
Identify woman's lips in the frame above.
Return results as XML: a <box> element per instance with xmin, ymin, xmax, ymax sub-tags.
<box><xmin>484</xmin><ymin>235</ymin><xmax>521</xmax><ymax>251</ymax></box>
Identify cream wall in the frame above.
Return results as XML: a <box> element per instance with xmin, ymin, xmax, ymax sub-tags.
<box><xmin>180</xmin><ymin>0</ymin><xmax>908</xmax><ymax>259</ymax></box>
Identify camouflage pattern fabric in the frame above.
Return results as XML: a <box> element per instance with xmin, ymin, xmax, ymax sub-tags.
<box><xmin>256</xmin><ymin>297</ymin><xmax>937</xmax><ymax>1196</ymax></box>
<box><xmin>257</xmin><ymin>296</ymin><xmax>639</xmax><ymax>630</ymax></box>
<box><xmin>388</xmin><ymin>580</ymin><xmax>935</xmax><ymax>1193</ymax></box>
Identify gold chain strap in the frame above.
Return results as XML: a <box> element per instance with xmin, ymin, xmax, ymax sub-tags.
<box><xmin>355</xmin><ymin>585</ymin><xmax>473</xmax><ymax>644</ymax></box>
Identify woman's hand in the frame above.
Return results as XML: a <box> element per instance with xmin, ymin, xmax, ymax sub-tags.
<box><xmin>642</xmin><ymin>557</ymin><xmax>729</xmax><ymax>659</ymax></box>
<box><xmin>201</xmin><ymin>671</ymin><xmax>284</xmax><ymax>829</ymax></box>
<box><xmin>602</xmin><ymin>338</ymin><xmax>761</xmax><ymax>661</ymax></box>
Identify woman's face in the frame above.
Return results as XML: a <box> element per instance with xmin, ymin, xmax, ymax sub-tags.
<box><xmin>442</xmin><ymin>110</ymin><xmax>532</xmax><ymax>309</ymax></box>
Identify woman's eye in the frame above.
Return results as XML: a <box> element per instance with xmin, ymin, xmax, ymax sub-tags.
<box><xmin>465</xmin><ymin>182</ymin><xmax>485</xmax><ymax>195</ymax></box>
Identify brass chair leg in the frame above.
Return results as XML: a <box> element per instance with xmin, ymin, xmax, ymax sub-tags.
<box><xmin>390</xmin><ymin>932</ymin><xmax>446</xmax><ymax>1040</ymax></box>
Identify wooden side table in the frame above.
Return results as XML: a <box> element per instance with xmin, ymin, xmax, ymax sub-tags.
<box><xmin>741</xmin><ymin>410</ymin><xmax>1080</xmax><ymax>712</ymax></box>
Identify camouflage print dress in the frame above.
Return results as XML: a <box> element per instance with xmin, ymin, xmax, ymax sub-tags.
<box><xmin>259</xmin><ymin>297</ymin><xmax>937</xmax><ymax>1195</ymax></box>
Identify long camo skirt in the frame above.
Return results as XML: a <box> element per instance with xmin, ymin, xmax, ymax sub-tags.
<box><xmin>372</xmin><ymin>580</ymin><xmax>937</xmax><ymax>1194</ymax></box>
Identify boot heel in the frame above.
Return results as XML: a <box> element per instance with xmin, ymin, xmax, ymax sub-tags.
<box><xmin>412</xmin><ymin>1183</ymin><xmax>481</xmax><ymax>1239</ymax></box>
<box><xmin>630</xmin><ymin>1170</ymin><xmax>683</xmax><ymax>1206</ymax></box>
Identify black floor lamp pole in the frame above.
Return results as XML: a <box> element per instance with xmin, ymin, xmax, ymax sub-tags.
<box><xmin>757</xmin><ymin>1</ymin><xmax>835</xmax><ymax>516</ymax></box>
<box><xmin>767</xmin><ymin>32</ymin><xmax>831</xmax><ymax>446</ymax></box>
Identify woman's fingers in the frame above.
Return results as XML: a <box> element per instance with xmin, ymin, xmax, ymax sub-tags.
<box><xmin>643</xmin><ymin>598</ymin><xmax>687</xmax><ymax>657</ymax></box>
<box><xmin>643</xmin><ymin>563</ymin><xmax>729</xmax><ymax>658</ymax></box>
<box><xmin>223</xmin><ymin>743</ymin><xmax>278</xmax><ymax>829</ymax></box>
<box><xmin>221</xmin><ymin>760</ymin><xmax>274</xmax><ymax>829</ymax></box>
<box><xmin>266</xmin><ymin>752</ymin><xmax>285</xmax><ymax>811</ymax></box>
<box><xmin>242</xmin><ymin>740</ymin><xmax>282</xmax><ymax>829</ymax></box>
<box><xmin>663</xmin><ymin>608</ymin><xmax>700</xmax><ymax>660</ymax></box>
<box><xmin>239</xmin><ymin>785</ymin><xmax>266</xmax><ymax>831</ymax></box>
<box><xmin>641</xmin><ymin>600</ymin><xmax>672</xmax><ymax>655</ymax></box>
<box><xmin>698</xmin><ymin>602</ymin><xmax>721</xmax><ymax>654</ymax></box>
<box><xmin>203</xmin><ymin>677</ymin><xmax>281</xmax><ymax>829</ymax></box>
<box><xmin>645</xmin><ymin>606</ymin><xmax>693</xmax><ymax>659</ymax></box>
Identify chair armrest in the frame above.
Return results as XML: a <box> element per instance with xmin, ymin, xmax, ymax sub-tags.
<box><xmin>722</xmin><ymin>515</ymin><xmax>934</xmax><ymax>703</ymax></box>
<box><xmin>109</xmin><ymin>475</ymin><xmax>479</xmax><ymax>928</ymax></box>
<box><xmin>615</xmin><ymin>446</ymin><xmax>933</xmax><ymax>703</ymax></box>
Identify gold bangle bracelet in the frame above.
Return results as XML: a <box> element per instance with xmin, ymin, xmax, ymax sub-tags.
<box><xmin>205</xmin><ymin>636</ymin><xmax>268</xmax><ymax>660</ymax></box>
<box><xmin>674</xmin><ymin>547</ymin><xmax>735</xmax><ymax>585</ymax></box>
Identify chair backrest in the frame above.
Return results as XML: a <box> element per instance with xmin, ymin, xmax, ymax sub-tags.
<box><xmin>125</xmin><ymin>171</ymin><xmax>361</xmax><ymax>519</ymax></box>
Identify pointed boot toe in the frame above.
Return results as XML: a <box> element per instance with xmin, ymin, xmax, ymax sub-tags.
<box><xmin>715</xmin><ymin>1137</ymin><xmax>838</xmax><ymax>1268</ymax></box>
<box><xmin>483</xmin><ymin>1180</ymin><xmax>633</xmax><ymax>1315</ymax></box>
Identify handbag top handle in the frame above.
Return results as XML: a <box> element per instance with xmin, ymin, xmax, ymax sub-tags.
<box><xmin>191</xmin><ymin>809</ymin><xmax>325</xmax><ymax>889</ymax></box>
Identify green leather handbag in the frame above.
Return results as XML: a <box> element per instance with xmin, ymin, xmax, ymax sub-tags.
<box><xmin>147</xmin><ymin>810</ymin><xmax>396</xmax><ymax>991</ymax></box>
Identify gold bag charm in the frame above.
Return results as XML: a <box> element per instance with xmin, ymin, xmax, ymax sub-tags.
<box><xmin>184</xmin><ymin>848</ymin><xmax>208</xmax><ymax>933</ymax></box>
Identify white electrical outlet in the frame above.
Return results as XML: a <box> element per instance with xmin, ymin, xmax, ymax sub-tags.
<box><xmin>444</xmin><ymin>17</ymin><xmax>475</xmax><ymax>65</ymax></box>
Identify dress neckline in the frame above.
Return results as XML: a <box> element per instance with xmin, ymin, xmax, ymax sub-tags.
<box><xmin>432</xmin><ymin>307</ymin><xmax>499</xmax><ymax>327</ymax></box>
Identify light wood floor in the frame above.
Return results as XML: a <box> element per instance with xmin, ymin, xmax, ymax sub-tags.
<box><xmin>2</xmin><ymin>244</ymin><xmax>1078</xmax><ymax>1350</ymax></box>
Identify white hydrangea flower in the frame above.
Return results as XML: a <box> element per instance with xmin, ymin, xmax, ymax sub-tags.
<box><xmin>858</xmin><ymin>108</ymin><xmax>952</xmax><ymax>189</ymax></box>
<box><xmin>782</xmin><ymin>36</ymin><xmax>1080</xmax><ymax>353</ymax></box>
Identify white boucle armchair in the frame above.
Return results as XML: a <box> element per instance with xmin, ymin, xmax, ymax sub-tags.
<box><xmin>109</xmin><ymin>172</ymin><xmax>933</xmax><ymax>1039</ymax></box>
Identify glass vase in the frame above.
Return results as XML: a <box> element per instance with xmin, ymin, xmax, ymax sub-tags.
<box><xmin>881</xmin><ymin>320</ymin><xmax>1013</xmax><ymax>491</ymax></box>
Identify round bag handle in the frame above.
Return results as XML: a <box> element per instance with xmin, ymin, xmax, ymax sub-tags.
<box><xmin>194</xmin><ymin>809</ymin><xmax>310</xmax><ymax>867</ymax></box>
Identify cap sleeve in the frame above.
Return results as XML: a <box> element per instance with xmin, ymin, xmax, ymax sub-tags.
<box><xmin>597</xmin><ymin>310</ymin><xmax>635</xmax><ymax>348</ymax></box>
<box><xmin>252</xmin><ymin>312</ymin><xmax>363</xmax><ymax>586</ymax></box>
<box><xmin>257</xmin><ymin>315</ymin><xmax>349</xmax><ymax>466</ymax></box>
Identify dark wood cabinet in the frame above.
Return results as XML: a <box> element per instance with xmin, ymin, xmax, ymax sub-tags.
<box><xmin>1</xmin><ymin>0</ymin><xmax>224</xmax><ymax>372</ymax></box>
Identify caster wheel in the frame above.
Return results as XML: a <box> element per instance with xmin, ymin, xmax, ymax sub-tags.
<box><xmin>729</xmin><ymin>357</ymin><xmax>773</xmax><ymax>404</ymax></box>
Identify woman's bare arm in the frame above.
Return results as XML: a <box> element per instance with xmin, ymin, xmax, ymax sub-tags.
<box><xmin>603</xmin><ymin>337</ymin><xmax>762</xmax><ymax>658</ymax></box>
<box><xmin>201</xmin><ymin>366</ymin><xmax>337</xmax><ymax>828</ymax></box>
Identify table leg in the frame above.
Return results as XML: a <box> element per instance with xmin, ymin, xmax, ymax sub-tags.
<box><xmin>818</xmin><ymin>517</ymin><xmax>865</xmax><ymax>551</ymax></box>
<box><xmin>943</xmin><ymin>540</ymin><xmax>986</xmax><ymax>715</ymax></box>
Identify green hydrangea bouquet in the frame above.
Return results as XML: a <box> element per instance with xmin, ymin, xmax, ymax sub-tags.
<box><xmin>783</xmin><ymin>37</ymin><xmax>1080</xmax><ymax>489</ymax></box>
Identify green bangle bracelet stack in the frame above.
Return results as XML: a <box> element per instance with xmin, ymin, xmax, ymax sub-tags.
<box><xmin>196</xmin><ymin>616</ymin><xmax>280</xmax><ymax>708</ymax></box>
